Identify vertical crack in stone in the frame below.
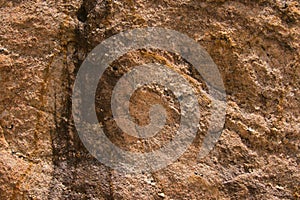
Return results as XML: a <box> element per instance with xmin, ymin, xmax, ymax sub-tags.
<box><xmin>48</xmin><ymin>1</ymin><xmax>115</xmax><ymax>199</ymax></box>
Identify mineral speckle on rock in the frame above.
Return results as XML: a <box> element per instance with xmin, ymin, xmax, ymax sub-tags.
<box><xmin>0</xmin><ymin>0</ymin><xmax>299</xmax><ymax>199</ymax></box>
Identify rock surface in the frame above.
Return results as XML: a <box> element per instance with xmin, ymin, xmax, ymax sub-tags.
<box><xmin>0</xmin><ymin>0</ymin><xmax>299</xmax><ymax>199</ymax></box>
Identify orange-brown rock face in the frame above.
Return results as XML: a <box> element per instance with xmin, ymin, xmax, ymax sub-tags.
<box><xmin>0</xmin><ymin>0</ymin><xmax>299</xmax><ymax>199</ymax></box>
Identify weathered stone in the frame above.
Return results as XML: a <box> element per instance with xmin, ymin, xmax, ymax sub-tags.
<box><xmin>0</xmin><ymin>0</ymin><xmax>299</xmax><ymax>199</ymax></box>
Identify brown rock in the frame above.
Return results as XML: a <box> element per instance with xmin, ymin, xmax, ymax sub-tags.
<box><xmin>0</xmin><ymin>0</ymin><xmax>299</xmax><ymax>199</ymax></box>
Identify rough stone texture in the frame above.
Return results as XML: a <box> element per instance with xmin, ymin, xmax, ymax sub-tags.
<box><xmin>0</xmin><ymin>0</ymin><xmax>299</xmax><ymax>199</ymax></box>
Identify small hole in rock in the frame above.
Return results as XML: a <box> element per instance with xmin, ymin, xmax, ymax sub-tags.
<box><xmin>7</xmin><ymin>124</ymin><xmax>14</xmax><ymax>129</ymax></box>
<box><xmin>77</xmin><ymin>5</ymin><xmax>88</xmax><ymax>22</ymax></box>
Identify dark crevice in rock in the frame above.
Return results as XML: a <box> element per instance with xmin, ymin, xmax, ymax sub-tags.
<box><xmin>76</xmin><ymin>0</ymin><xmax>98</xmax><ymax>22</ymax></box>
<box><xmin>77</xmin><ymin>4</ymin><xmax>88</xmax><ymax>22</ymax></box>
<box><xmin>48</xmin><ymin>1</ymin><xmax>115</xmax><ymax>198</ymax></box>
